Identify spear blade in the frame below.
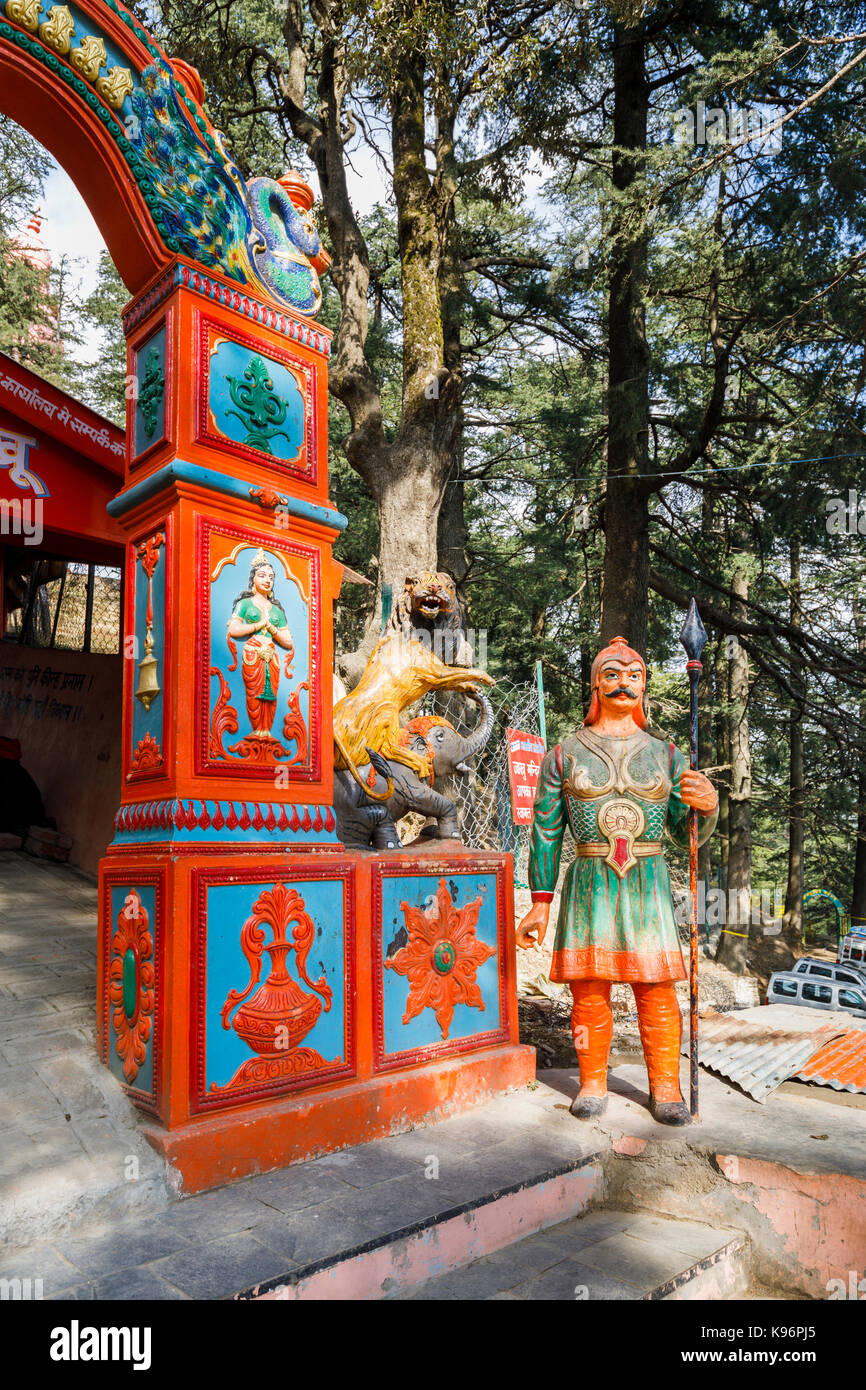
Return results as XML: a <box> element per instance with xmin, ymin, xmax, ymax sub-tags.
<box><xmin>680</xmin><ymin>596</ymin><xmax>708</xmax><ymax>664</ymax></box>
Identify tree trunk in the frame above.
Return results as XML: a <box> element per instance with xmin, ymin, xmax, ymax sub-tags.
<box><xmin>434</xmin><ymin>93</ymin><xmax>467</xmax><ymax>587</ymax></box>
<box><xmin>600</xmin><ymin>20</ymin><xmax>650</xmax><ymax>655</ymax></box>
<box><xmin>782</xmin><ymin>537</ymin><xmax>805</xmax><ymax>948</ymax></box>
<box><xmin>337</xmin><ymin>451</ymin><xmax>444</xmax><ymax>686</ymax></box>
<box><xmin>716</xmin><ymin>507</ymin><xmax>752</xmax><ymax>974</ymax></box>
<box><xmin>283</xmin><ymin>23</ymin><xmax>463</xmax><ymax>680</ymax></box>
<box><xmin>714</xmin><ymin>631</ymin><xmax>730</xmax><ymax>895</ymax></box>
<box><xmin>580</xmin><ymin>644</ymin><xmax>592</xmax><ymax>717</ymax></box>
<box><xmin>851</xmin><ymin>586</ymin><xmax>866</xmax><ymax>927</ymax></box>
<box><xmin>852</xmin><ymin>752</ymin><xmax>866</xmax><ymax>930</ymax></box>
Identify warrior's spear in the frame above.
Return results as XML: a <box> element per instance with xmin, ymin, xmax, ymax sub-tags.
<box><xmin>680</xmin><ymin>597</ymin><xmax>708</xmax><ymax>1121</ymax></box>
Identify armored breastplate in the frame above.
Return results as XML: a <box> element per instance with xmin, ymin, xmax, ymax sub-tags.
<box><xmin>562</xmin><ymin>729</ymin><xmax>671</xmax><ymax>877</ymax></box>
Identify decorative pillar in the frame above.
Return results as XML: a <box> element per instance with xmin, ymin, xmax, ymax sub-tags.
<box><xmin>0</xmin><ymin>9</ymin><xmax>532</xmax><ymax>1193</ymax></box>
<box><xmin>98</xmin><ymin>175</ymin><xmax>533</xmax><ymax>1193</ymax></box>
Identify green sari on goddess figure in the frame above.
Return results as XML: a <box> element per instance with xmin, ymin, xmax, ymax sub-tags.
<box><xmin>227</xmin><ymin>553</ymin><xmax>294</xmax><ymax>738</ymax></box>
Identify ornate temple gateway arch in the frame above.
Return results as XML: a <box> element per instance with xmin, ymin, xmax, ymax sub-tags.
<box><xmin>0</xmin><ymin>0</ymin><xmax>531</xmax><ymax>1190</ymax></box>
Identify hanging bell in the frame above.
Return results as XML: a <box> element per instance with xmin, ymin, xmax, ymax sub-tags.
<box><xmin>134</xmin><ymin>641</ymin><xmax>160</xmax><ymax>711</ymax></box>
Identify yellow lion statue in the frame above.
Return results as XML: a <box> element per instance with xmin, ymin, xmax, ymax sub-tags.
<box><xmin>333</xmin><ymin>631</ymin><xmax>492</xmax><ymax>800</ymax></box>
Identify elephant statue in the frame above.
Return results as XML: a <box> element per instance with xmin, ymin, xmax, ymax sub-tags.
<box><xmin>333</xmin><ymin>691</ymin><xmax>495</xmax><ymax>851</ymax></box>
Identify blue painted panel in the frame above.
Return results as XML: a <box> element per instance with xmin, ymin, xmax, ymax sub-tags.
<box><xmin>208</xmin><ymin>541</ymin><xmax>310</xmax><ymax>762</ymax></box>
<box><xmin>130</xmin><ymin>542</ymin><xmax>165</xmax><ymax>757</ymax></box>
<box><xmin>204</xmin><ymin>877</ymin><xmax>347</xmax><ymax>1091</ymax></box>
<box><xmin>380</xmin><ymin>872</ymin><xmax>501</xmax><ymax>1055</ymax></box>
<box><xmin>106</xmin><ymin>882</ymin><xmax>156</xmax><ymax>1096</ymax></box>
<box><xmin>208</xmin><ymin>338</ymin><xmax>305</xmax><ymax>462</ymax></box>
<box><xmin>133</xmin><ymin>323</ymin><xmax>167</xmax><ymax>457</ymax></box>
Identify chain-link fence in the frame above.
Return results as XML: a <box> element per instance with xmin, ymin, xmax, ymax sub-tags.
<box><xmin>419</xmin><ymin>676</ymin><xmax>544</xmax><ymax>884</ymax></box>
<box><xmin>3</xmin><ymin>556</ymin><xmax>121</xmax><ymax>654</ymax></box>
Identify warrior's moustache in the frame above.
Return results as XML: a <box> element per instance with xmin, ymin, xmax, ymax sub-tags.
<box><xmin>609</xmin><ymin>687</ymin><xmax>639</xmax><ymax>699</ymax></box>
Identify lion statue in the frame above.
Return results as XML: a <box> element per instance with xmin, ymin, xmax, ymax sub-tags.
<box><xmin>387</xmin><ymin>572</ymin><xmax>472</xmax><ymax>667</ymax></box>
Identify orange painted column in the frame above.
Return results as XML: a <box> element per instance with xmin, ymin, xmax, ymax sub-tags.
<box><xmin>0</xmin><ymin>9</ymin><xmax>534</xmax><ymax>1194</ymax></box>
<box><xmin>96</xmin><ymin>205</ymin><xmax>350</xmax><ymax>1135</ymax></box>
<box><xmin>96</xmin><ymin>202</ymin><xmax>534</xmax><ymax>1190</ymax></box>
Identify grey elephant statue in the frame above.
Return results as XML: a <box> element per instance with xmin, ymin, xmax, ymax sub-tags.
<box><xmin>333</xmin><ymin>691</ymin><xmax>495</xmax><ymax>850</ymax></box>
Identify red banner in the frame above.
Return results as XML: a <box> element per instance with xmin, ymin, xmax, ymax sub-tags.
<box><xmin>506</xmin><ymin>728</ymin><xmax>545</xmax><ymax>825</ymax></box>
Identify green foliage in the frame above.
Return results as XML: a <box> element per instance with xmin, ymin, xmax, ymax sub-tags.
<box><xmin>75</xmin><ymin>251</ymin><xmax>128</xmax><ymax>424</ymax></box>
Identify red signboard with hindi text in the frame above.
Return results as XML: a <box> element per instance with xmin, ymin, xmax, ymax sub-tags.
<box><xmin>506</xmin><ymin>728</ymin><xmax>545</xmax><ymax>825</ymax></box>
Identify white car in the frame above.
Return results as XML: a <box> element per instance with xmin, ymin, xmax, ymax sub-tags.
<box><xmin>767</xmin><ymin>970</ymin><xmax>866</xmax><ymax>1018</ymax></box>
<box><xmin>792</xmin><ymin>957</ymin><xmax>866</xmax><ymax>988</ymax></box>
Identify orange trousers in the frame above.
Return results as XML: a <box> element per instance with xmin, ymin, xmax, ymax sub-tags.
<box><xmin>570</xmin><ymin>978</ymin><xmax>683</xmax><ymax>1104</ymax></box>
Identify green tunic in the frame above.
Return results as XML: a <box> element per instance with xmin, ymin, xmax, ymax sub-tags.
<box><xmin>233</xmin><ymin>597</ymin><xmax>288</xmax><ymax>629</ymax></box>
<box><xmin>232</xmin><ymin>598</ymin><xmax>288</xmax><ymax>702</ymax></box>
<box><xmin>528</xmin><ymin>727</ymin><xmax>717</xmax><ymax>983</ymax></box>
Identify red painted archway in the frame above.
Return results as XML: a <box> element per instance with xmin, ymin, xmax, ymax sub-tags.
<box><xmin>0</xmin><ymin>0</ymin><xmax>327</xmax><ymax>312</ymax></box>
<box><xmin>1</xmin><ymin>0</ymin><xmax>174</xmax><ymax>293</ymax></box>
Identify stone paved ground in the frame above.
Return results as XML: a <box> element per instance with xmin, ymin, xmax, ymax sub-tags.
<box><xmin>2</xmin><ymin>1086</ymin><xmax>605</xmax><ymax>1299</ymax></box>
<box><xmin>0</xmin><ymin>848</ymin><xmax>610</xmax><ymax>1299</ymax></box>
<box><xmin>0</xmin><ymin>852</ymin><xmax>168</xmax><ymax>1253</ymax></box>
<box><xmin>1</xmin><ymin>850</ymin><xmax>854</xmax><ymax>1301</ymax></box>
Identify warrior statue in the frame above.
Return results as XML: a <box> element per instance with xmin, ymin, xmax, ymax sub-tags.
<box><xmin>516</xmin><ymin>635</ymin><xmax>718</xmax><ymax>1125</ymax></box>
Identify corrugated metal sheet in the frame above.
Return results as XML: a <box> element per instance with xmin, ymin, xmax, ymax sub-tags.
<box><xmin>688</xmin><ymin>1016</ymin><xmax>845</xmax><ymax>1103</ymax></box>
<box><xmin>794</xmin><ymin>1030</ymin><xmax>866</xmax><ymax>1093</ymax></box>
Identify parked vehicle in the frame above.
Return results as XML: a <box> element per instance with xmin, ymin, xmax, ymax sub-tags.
<box><xmin>791</xmin><ymin>957</ymin><xmax>866</xmax><ymax>987</ymax></box>
<box><xmin>838</xmin><ymin>928</ymin><xmax>866</xmax><ymax>972</ymax></box>
<box><xmin>766</xmin><ymin>970</ymin><xmax>866</xmax><ymax>1018</ymax></box>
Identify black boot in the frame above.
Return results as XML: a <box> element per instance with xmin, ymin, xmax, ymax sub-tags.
<box><xmin>570</xmin><ymin>1091</ymin><xmax>609</xmax><ymax>1120</ymax></box>
<box><xmin>649</xmin><ymin>1096</ymin><xmax>691</xmax><ymax>1126</ymax></box>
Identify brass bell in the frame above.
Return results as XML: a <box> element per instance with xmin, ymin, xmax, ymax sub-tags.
<box><xmin>134</xmin><ymin>636</ymin><xmax>160</xmax><ymax>710</ymax></box>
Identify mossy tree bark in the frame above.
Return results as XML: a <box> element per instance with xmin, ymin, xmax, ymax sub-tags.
<box><xmin>601</xmin><ymin>20</ymin><xmax>650</xmax><ymax>655</ymax></box>
<box><xmin>270</xmin><ymin>15</ymin><xmax>466</xmax><ymax>682</ymax></box>
<box><xmin>782</xmin><ymin>537</ymin><xmax>805</xmax><ymax>949</ymax></box>
<box><xmin>715</xmin><ymin>507</ymin><xmax>752</xmax><ymax>975</ymax></box>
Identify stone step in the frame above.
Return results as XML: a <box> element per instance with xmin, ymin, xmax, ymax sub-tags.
<box><xmin>5</xmin><ymin>1092</ymin><xmax>607</xmax><ymax>1300</ymax></box>
<box><xmin>232</xmin><ymin>1103</ymin><xmax>608</xmax><ymax>1300</ymax></box>
<box><xmin>394</xmin><ymin>1210</ymin><xmax>751</xmax><ymax>1301</ymax></box>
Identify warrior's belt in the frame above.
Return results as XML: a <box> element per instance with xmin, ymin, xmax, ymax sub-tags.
<box><xmin>575</xmin><ymin>841</ymin><xmax>662</xmax><ymax>857</ymax></box>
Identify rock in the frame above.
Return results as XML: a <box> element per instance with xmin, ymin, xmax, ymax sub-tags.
<box><xmin>612</xmin><ymin>1136</ymin><xmax>647</xmax><ymax>1157</ymax></box>
<box><xmin>24</xmin><ymin>825</ymin><xmax>73</xmax><ymax>863</ymax></box>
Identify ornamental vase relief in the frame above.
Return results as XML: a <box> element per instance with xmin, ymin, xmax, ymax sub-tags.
<box><xmin>213</xmin><ymin>882</ymin><xmax>335</xmax><ymax>1095</ymax></box>
<box><xmin>197</xmin><ymin>872</ymin><xmax>352</xmax><ymax>1107</ymax></box>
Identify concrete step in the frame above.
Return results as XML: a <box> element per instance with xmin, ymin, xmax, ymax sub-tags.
<box><xmin>4</xmin><ymin>1091</ymin><xmax>607</xmax><ymax>1300</ymax></box>
<box><xmin>239</xmin><ymin>1122</ymin><xmax>607</xmax><ymax>1301</ymax></box>
<box><xmin>395</xmin><ymin>1210</ymin><xmax>751</xmax><ymax>1301</ymax></box>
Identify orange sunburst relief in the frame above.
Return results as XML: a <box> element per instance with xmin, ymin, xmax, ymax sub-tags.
<box><xmin>384</xmin><ymin>876</ymin><xmax>498</xmax><ymax>1043</ymax></box>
